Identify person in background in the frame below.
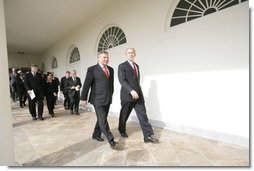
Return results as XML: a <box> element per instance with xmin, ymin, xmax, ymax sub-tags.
<box><xmin>16</xmin><ymin>70</ymin><xmax>27</xmax><ymax>108</ymax></box>
<box><xmin>24</xmin><ymin>64</ymin><xmax>45</xmax><ymax>121</ymax></box>
<box><xmin>118</xmin><ymin>48</ymin><xmax>159</xmax><ymax>143</ymax></box>
<box><xmin>44</xmin><ymin>72</ymin><xmax>58</xmax><ymax>117</ymax></box>
<box><xmin>52</xmin><ymin>72</ymin><xmax>60</xmax><ymax>105</ymax></box>
<box><xmin>80</xmin><ymin>51</ymin><xmax>118</xmax><ymax>149</ymax></box>
<box><xmin>9</xmin><ymin>68</ymin><xmax>17</xmax><ymax>102</ymax></box>
<box><xmin>66</xmin><ymin>70</ymin><xmax>82</xmax><ymax>115</ymax></box>
<box><xmin>60</xmin><ymin>71</ymin><xmax>70</xmax><ymax>110</ymax></box>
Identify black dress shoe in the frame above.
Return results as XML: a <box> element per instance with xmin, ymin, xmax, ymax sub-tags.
<box><xmin>120</xmin><ymin>132</ymin><xmax>128</xmax><ymax>138</ymax></box>
<box><xmin>39</xmin><ymin>117</ymin><xmax>44</xmax><ymax>121</ymax></box>
<box><xmin>92</xmin><ymin>137</ymin><xmax>104</xmax><ymax>142</ymax></box>
<box><xmin>70</xmin><ymin>110</ymin><xmax>74</xmax><ymax>115</ymax></box>
<box><xmin>64</xmin><ymin>106</ymin><xmax>68</xmax><ymax>110</ymax></box>
<box><xmin>109</xmin><ymin>140</ymin><xmax>118</xmax><ymax>149</ymax></box>
<box><xmin>144</xmin><ymin>136</ymin><xmax>159</xmax><ymax>143</ymax></box>
<box><xmin>20</xmin><ymin>105</ymin><xmax>24</xmax><ymax>108</ymax></box>
<box><xmin>52</xmin><ymin>113</ymin><xmax>55</xmax><ymax>117</ymax></box>
<box><xmin>75</xmin><ymin>111</ymin><xmax>80</xmax><ymax>115</ymax></box>
<box><xmin>32</xmin><ymin>117</ymin><xmax>37</xmax><ymax>120</ymax></box>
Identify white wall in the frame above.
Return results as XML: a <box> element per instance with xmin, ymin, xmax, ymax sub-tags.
<box><xmin>40</xmin><ymin>0</ymin><xmax>249</xmax><ymax>147</ymax></box>
<box><xmin>7</xmin><ymin>51</ymin><xmax>40</xmax><ymax>68</ymax></box>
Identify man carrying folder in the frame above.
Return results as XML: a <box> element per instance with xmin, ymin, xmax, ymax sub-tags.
<box><xmin>24</xmin><ymin>64</ymin><xmax>45</xmax><ymax>121</ymax></box>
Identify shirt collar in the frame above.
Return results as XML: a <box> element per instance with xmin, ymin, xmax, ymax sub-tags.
<box><xmin>98</xmin><ymin>63</ymin><xmax>107</xmax><ymax>69</ymax></box>
<box><xmin>127</xmin><ymin>60</ymin><xmax>135</xmax><ymax>67</ymax></box>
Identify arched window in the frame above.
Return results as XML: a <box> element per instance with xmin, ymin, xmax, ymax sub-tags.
<box><xmin>169</xmin><ymin>0</ymin><xmax>248</xmax><ymax>28</ymax></box>
<box><xmin>52</xmin><ymin>57</ymin><xmax>58</xmax><ymax>69</ymax></box>
<box><xmin>69</xmin><ymin>47</ymin><xmax>80</xmax><ymax>64</ymax></box>
<box><xmin>97</xmin><ymin>26</ymin><xmax>127</xmax><ymax>52</ymax></box>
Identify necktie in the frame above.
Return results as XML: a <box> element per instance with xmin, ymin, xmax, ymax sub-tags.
<box><xmin>104</xmin><ymin>66</ymin><xmax>109</xmax><ymax>79</ymax></box>
<box><xmin>132</xmin><ymin>62</ymin><xmax>138</xmax><ymax>78</ymax></box>
<box><xmin>73</xmin><ymin>77</ymin><xmax>76</xmax><ymax>83</ymax></box>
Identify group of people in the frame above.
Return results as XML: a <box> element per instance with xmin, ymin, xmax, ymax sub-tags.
<box><xmin>10</xmin><ymin>67</ymin><xmax>60</xmax><ymax>119</ymax></box>
<box><xmin>9</xmin><ymin>68</ymin><xmax>27</xmax><ymax>108</ymax></box>
<box><xmin>10</xmin><ymin>48</ymin><xmax>159</xmax><ymax>149</ymax></box>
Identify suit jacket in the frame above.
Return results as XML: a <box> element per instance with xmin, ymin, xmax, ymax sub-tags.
<box><xmin>80</xmin><ymin>64</ymin><xmax>114</xmax><ymax>106</ymax></box>
<box><xmin>60</xmin><ymin>76</ymin><xmax>68</xmax><ymax>93</ymax></box>
<box><xmin>118</xmin><ymin>60</ymin><xmax>144</xmax><ymax>102</ymax></box>
<box><xmin>9</xmin><ymin>72</ymin><xmax>17</xmax><ymax>87</ymax></box>
<box><xmin>43</xmin><ymin>81</ymin><xmax>58</xmax><ymax>97</ymax></box>
<box><xmin>65</xmin><ymin>76</ymin><xmax>82</xmax><ymax>98</ymax></box>
<box><xmin>24</xmin><ymin>72</ymin><xmax>44</xmax><ymax>94</ymax></box>
<box><xmin>53</xmin><ymin>77</ymin><xmax>60</xmax><ymax>86</ymax></box>
<box><xmin>16</xmin><ymin>75</ymin><xmax>26</xmax><ymax>93</ymax></box>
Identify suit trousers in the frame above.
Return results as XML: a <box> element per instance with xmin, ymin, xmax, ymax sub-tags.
<box><xmin>18</xmin><ymin>92</ymin><xmax>27</xmax><ymax>106</ymax></box>
<box><xmin>46</xmin><ymin>95</ymin><xmax>55</xmax><ymax>114</ymax></box>
<box><xmin>119</xmin><ymin>100</ymin><xmax>154</xmax><ymax>138</ymax></box>
<box><xmin>69</xmin><ymin>92</ymin><xmax>80</xmax><ymax>112</ymax></box>
<box><xmin>28</xmin><ymin>91</ymin><xmax>44</xmax><ymax>118</ymax></box>
<box><xmin>93</xmin><ymin>104</ymin><xmax>114</xmax><ymax>142</ymax></box>
<box><xmin>63</xmin><ymin>92</ymin><xmax>70</xmax><ymax>108</ymax></box>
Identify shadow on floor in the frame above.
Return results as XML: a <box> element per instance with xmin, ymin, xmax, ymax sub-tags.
<box><xmin>20</xmin><ymin>126</ymin><xmax>139</xmax><ymax>166</ymax></box>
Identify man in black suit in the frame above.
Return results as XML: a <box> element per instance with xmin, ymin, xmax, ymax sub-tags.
<box><xmin>52</xmin><ymin>72</ymin><xmax>60</xmax><ymax>105</ymax></box>
<box><xmin>80</xmin><ymin>51</ymin><xmax>118</xmax><ymax>149</ymax></box>
<box><xmin>60</xmin><ymin>71</ymin><xmax>70</xmax><ymax>110</ymax></box>
<box><xmin>9</xmin><ymin>68</ymin><xmax>17</xmax><ymax>102</ymax></box>
<box><xmin>24</xmin><ymin>64</ymin><xmax>45</xmax><ymax>121</ymax></box>
<box><xmin>118</xmin><ymin>48</ymin><xmax>159</xmax><ymax>143</ymax></box>
<box><xmin>65</xmin><ymin>70</ymin><xmax>82</xmax><ymax>115</ymax></box>
<box><xmin>16</xmin><ymin>71</ymin><xmax>27</xmax><ymax>108</ymax></box>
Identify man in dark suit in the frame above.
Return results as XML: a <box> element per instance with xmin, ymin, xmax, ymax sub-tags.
<box><xmin>9</xmin><ymin>68</ymin><xmax>17</xmax><ymax>102</ymax></box>
<box><xmin>118</xmin><ymin>48</ymin><xmax>159</xmax><ymax>143</ymax></box>
<box><xmin>16</xmin><ymin>71</ymin><xmax>27</xmax><ymax>108</ymax></box>
<box><xmin>80</xmin><ymin>51</ymin><xmax>118</xmax><ymax>149</ymax></box>
<box><xmin>60</xmin><ymin>71</ymin><xmax>70</xmax><ymax>110</ymax></box>
<box><xmin>24</xmin><ymin>64</ymin><xmax>45</xmax><ymax>121</ymax></box>
<box><xmin>52</xmin><ymin>72</ymin><xmax>60</xmax><ymax>105</ymax></box>
<box><xmin>65</xmin><ymin>70</ymin><xmax>82</xmax><ymax>115</ymax></box>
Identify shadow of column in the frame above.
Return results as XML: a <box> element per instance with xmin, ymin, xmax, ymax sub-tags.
<box><xmin>146</xmin><ymin>80</ymin><xmax>165</xmax><ymax>139</ymax></box>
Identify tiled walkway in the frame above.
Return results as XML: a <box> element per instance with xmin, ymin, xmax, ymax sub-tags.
<box><xmin>11</xmin><ymin>101</ymin><xmax>249</xmax><ymax>166</ymax></box>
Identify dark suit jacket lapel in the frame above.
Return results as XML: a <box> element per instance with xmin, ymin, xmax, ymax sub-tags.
<box><xmin>108</xmin><ymin>67</ymin><xmax>113</xmax><ymax>80</ymax></box>
<box><xmin>125</xmin><ymin>60</ymin><xmax>139</xmax><ymax>81</ymax></box>
<box><xmin>97</xmin><ymin>64</ymin><xmax>110</xmax><ymax>80</ymax></box>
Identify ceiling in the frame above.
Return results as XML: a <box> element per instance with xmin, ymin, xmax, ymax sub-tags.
<box><xmin>4</xmin><ymin>0</ymin><xmax>115</xmax><ymax>55</ymax></box>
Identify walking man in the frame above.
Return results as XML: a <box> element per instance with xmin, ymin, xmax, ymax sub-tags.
<box><xmin>80</xmin><ymin>51</ymin><xmax>118</xmax><ymax>149</ymax></box>
<box><xmin>118</xmin><ymin>48</ymin><xmax>159</xmax><ymax>143</ymax></box>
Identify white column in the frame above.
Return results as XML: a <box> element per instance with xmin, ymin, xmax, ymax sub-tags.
<box><xmin>0</xmin><ymin>0</ymin><xmax>15</xmax><ymax>165</ymax></box>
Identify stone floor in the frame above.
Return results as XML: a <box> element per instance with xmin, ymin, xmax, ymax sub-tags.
<box><xmin>11</xmin><ymin>101</ymin><xmax>249</xmax><ymax>166</ymax></box>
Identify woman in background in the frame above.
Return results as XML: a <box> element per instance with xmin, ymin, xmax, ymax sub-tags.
<box><xmin>44</xmin><ymin>72</ymin><xmax>58</xmax><ymax>117</ymax></box>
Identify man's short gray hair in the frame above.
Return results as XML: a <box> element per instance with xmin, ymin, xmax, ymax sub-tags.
<box><xmin>125</xmin><ymin>48</ymin><xmax>136</xmax><ymax>54</ymax></box>
<box><xmin>97</xmin><ymin>50</ymin><xmax>109</xmax><ymax>58</ymax></box>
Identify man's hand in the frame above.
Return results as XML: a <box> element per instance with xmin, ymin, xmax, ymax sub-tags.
<box><xmin>80</xmin><ymin>100</ymin><xmax>87</xmax><ymax>107</ymax></box>
<box><xmin>27</xmin><ymin>90</ymin><xmax>32</xmax><ymax>94</ymax></box>
<box><xmin>75</xmin><ymin>86</ymin><xmax>80</xmax><ymax>91</ymax></box>
<box><xmin>130</xmin><ymin>90</ymin><xmax>139</xmax><ymax>100</ymax></box>
<box><xmin>71</xmin><ymin>86</ymin><xmax>75</xmax><ymax>89</ymax></box>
